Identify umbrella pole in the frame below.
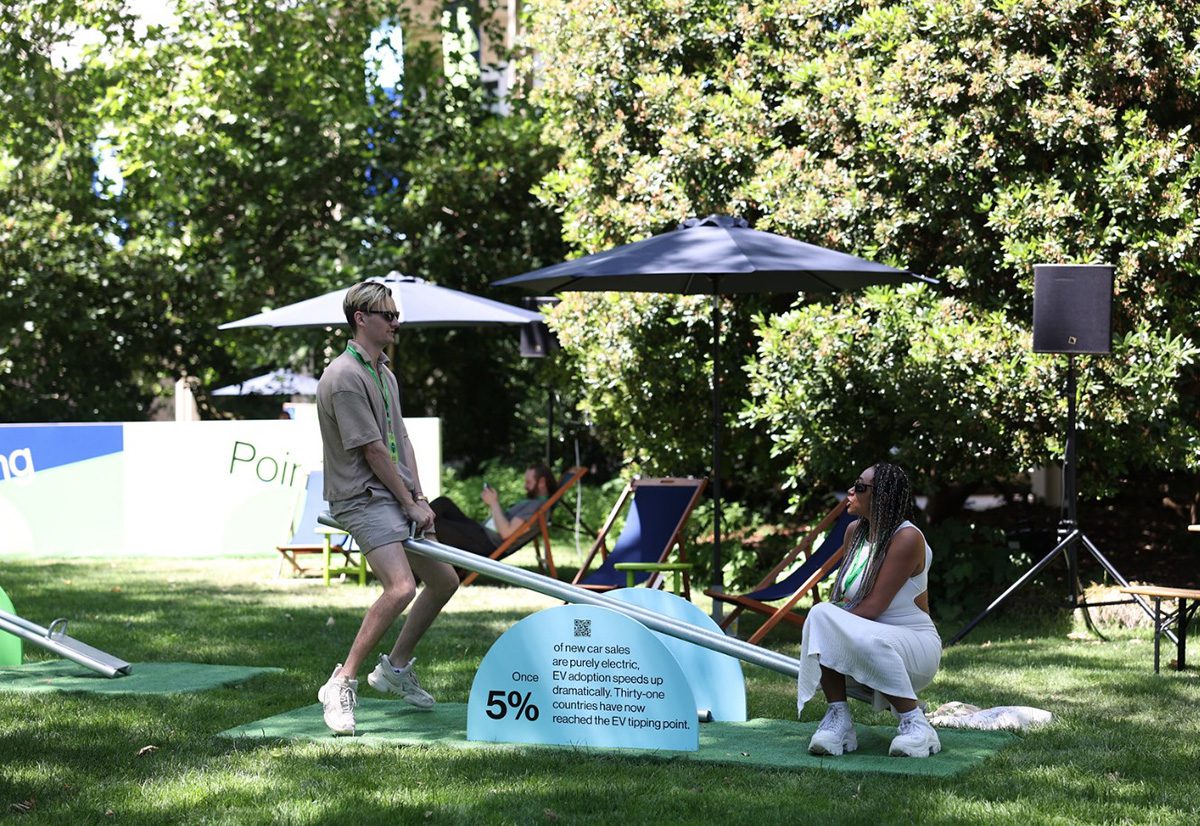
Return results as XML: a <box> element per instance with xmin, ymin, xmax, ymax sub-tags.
<box><xmin>546</xmin><ymin>388</ymin><xmax>555</xmax><ymax>466</ymax></box>
<box><xmin>709</xmin><ymin>285</ymin><xmax>725</xmax><ymax>623</ymax></box>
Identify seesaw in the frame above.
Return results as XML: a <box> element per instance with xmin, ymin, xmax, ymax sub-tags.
<box><xmin>387</xmin><ymin>530</ymin><xmax>803</xmax><ymax>679</ymax></box>
<box><xmin>321</xmin><ymin>519</ymin><xmax>804</xmax><ymax>752</ymax></box>
<box><xmin>0</xmin><ymin>609</ymin><xmax>132</xmax><ymax>678</ymax></box>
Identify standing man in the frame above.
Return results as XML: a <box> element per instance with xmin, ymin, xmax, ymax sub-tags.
<box><xmin>315</xmin><ymin>280</ymin><xmax>459</xmax><ymax>735</ymax></box>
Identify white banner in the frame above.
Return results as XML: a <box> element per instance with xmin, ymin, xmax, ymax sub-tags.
<box><xmin>0</xmin><ymin>419</ymin><xmax>440</xmax><ymax>557</ymax></box>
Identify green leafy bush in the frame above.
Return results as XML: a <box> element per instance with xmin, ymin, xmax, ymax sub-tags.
<box><xmin>526</xmin><ymin>0</ymin><xmax>1200</xmax><ymax>523</ymax></box>
<box><xmin>744</xmin><ymin>285</ymin><xmax>1199</xmax><ymax>514</ymax></box>
<box><xmin>921</xmin><ymin>517</ymin><xmax>1029</xmax><ymax>624</ymax></box>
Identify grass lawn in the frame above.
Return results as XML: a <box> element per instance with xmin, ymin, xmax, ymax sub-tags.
<box><xmin>1</xmin><ymin>552</ymin><xmax>1198</xmax><ymax>825</ymax></box>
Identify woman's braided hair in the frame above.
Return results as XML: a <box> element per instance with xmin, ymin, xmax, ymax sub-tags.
<box><xmin>830</xmin><ymin>462</ymin><xmax>915</xmax><ymax>608</ymax></box>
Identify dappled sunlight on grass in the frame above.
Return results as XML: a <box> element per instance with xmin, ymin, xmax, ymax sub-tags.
<box><xmin>2</xmin><ymin>556</ymin><xmax>1198</xmax><ymax>823</ymax></box>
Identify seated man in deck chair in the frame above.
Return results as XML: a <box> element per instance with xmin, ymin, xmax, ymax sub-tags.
<box><xmin>429</xmin><ymin>463</ymin><xmax>557</xmax><ymax>559</ymax></box>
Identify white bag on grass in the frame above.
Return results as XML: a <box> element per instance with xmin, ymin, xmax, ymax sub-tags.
<box><xmin>928</xmin><ymin>701</ymin><xmax>1053</xmax><ymax>731</ymax></box>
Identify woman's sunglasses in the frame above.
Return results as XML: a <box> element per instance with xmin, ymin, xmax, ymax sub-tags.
<box><xmin>850</xmin><ymin>481</ymin><xmax>873</xmax><ymax>494</ymax></box>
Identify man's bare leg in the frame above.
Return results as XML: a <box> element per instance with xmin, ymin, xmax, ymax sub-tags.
<box><xmin>387</xmin><ymin>545</ymin><xmax>458</xmax><ymax>667</ymax></box>
<box><xmin>334</xmin><ymin>541</ymin><xmax>417</xmax><ymax>680</ymax></box>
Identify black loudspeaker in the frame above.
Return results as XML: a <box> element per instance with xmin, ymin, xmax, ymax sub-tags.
<box><xmin>1032</xmin><ymin>264</ymin><xmax>1114</xmax><ymax>354</ymax></box>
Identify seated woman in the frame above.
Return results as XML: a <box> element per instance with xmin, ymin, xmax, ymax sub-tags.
<box><xmin>797</xmin><ymin>462</ymin><xmax>942</xmax><ymax>758</ymax></box>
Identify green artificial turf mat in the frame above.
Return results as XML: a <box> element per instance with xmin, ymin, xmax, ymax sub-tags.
<box><xmin>221</xmin><ymin>700</ymin><xmax>1017</xmax><ymax>777</ymax></box>
<box><xmin>0</xmin><ymin>660</ymin><xmax>282</xmax><ymax>694</ymax></box>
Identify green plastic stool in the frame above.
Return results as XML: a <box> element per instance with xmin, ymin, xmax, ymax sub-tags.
<box><xmin>0</xmin><ymin>583</ymin><xmax>22</xmax><ymax>666</ymax></box>
<box><xmin>613</xmin><ymin>562</ymin><xmax>694</xmax><ymax>597</ymax></box>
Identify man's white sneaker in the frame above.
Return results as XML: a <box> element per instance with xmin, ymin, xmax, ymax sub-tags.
<box><xmin>367</xmin><ymin>654</ymin><xmax>436</xmax><ymax>709</ymax></box>
<box><xmin>808</xmin><ymin>702</ymin><xmax>857</xmax><ymax>755</ymax></box>
<box><xmin>317</xmin><ymin>666</ymin><xmax>357</xmax><ymax>736</ymax></box>
<box><xmin>889</xmin><ymin>711</ymin><xmax>941</xmax><ymax>757</ymax></box>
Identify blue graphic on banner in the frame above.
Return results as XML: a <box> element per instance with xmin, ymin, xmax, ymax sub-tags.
<box><xmin>608</xmin><ymin>589</ymin><xmax>747</xmax><ymax>722</ymax></box>
<box><xmin>0</xmin><ymin>424</ymin><xmax>124</xmax><ymax>481</ymax></box>
<box><xmin>468</xmin><ymin>605</ymin><xmax>698</xmax><ymax>752</ymax></box>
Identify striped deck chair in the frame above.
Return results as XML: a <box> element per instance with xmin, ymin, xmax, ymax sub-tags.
<box><xmin>572</xmin><ymin>477</ymin><xmax>707</xmax><ymax>599</ymax></box>
<box><xmin>706</xmin><ymin>499</ymin><xmax>854</xmax><ymax>644</ymax></box>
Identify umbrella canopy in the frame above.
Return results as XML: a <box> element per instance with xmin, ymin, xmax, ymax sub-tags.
<box><xmin>495</xmin><ymin>215</ymin><xmax>929</xmax><ymax>294</ymax></box>
<box><xmin>493</xmin><ymin>214</ymin><xmax>935</xmax><ymax>612</ymax></box>
<box><xmin>212</xmin><ymin>369</ymin><xmax>319</xmax><ymax>397</ymax></box>
<box><xmin>219</xmin><ymin>272</ymin><xmax>542</xmax><ymax>330</ymax></box>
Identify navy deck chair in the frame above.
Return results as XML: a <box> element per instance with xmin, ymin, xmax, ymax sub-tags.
<box><xmin>572</xmin><ymin>477</ymin><xmax>707</xmax><ymax>599</ymax></box>
<box><xmin>706</xmin><ymin>499</ymin><xmax>854</xmax><ymax>644</ymax></box>
<box><xmin>276</xmin><ymin>470</ymin><xmax>367</xmax><ymax>586</ymax></box>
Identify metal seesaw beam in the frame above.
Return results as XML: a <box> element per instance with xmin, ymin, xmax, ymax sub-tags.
<box><xmin>401</xmin><ymin>535</ymin><xmax>802</xmax><ymax>679</ymax></box>
<box><xmin>0</xmin><ymin>610</ymin><xmax>132</xmax><ymax>678</ymax></box>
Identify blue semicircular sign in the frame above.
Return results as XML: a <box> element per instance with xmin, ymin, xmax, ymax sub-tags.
<box><xmin>607</xmin><ymin>588</ymin><xmax>746</xmax><ymax>722</ymax></box>
<box><xmin>468</xmin><ymin>604</ymin><xmax>699</xmax><ymax>751</ymax></box>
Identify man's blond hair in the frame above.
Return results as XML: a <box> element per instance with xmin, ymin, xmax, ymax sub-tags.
<box><xmin>343</xmin><ymin>281</ymin><xmax>392</xmax><ymax>332</ymax></box>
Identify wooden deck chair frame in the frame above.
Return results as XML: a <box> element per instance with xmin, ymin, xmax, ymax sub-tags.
<box><xmin>459</xmin><ymin>466</ymin><xmax>588</xmax><ymax>586</ymax></box>
<box><xmin>571</xmin><ymin>477</ymin><xmax>707</xmax><ymax>599</ymax></box>
<box><xmin>276</xmin><ymin>471</ymin><xmax>367</xmax><ymax>586</ymax></box>
<box><xmin>707</xmin><ymin>499</ymin><xmax>850</xmax><ymax>644</ymax></box>
<box><xmin>276</xmin><ymin>527</ymin><xmax>368</xmax><ymax>587</ymax></box>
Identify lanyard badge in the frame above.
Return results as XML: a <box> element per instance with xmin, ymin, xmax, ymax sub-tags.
<box><xmin>840</xmin><ymin>535</ymin><xmax>871</xmax><ymax>594</ymax></box>
<box><xmin>346</xmin><ymin>342</ymin><xmax>400</xmax><ymax>466</ymax></box>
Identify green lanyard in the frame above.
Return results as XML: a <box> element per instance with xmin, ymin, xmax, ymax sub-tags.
<box><xmin>841</xmin><ymin>535</ymin><xmax>871</xmax><ymax>594</ymax></box>
<box><xmin>346</xmin><ymin>342</ymin><xmax>400</xmax><ymax>466</ymax></box>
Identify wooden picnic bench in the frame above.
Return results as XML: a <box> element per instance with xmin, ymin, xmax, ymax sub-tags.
<box><xmin>1118</xmin><ymin>585</ymin><xmax>1200</xmax><ymax>673</ymax></box>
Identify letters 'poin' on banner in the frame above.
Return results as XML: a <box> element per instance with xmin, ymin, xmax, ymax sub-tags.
<box><xmin>467</xmin><ymin>604</ymin><xmax>699</xmax><ymax>752</ymax></box>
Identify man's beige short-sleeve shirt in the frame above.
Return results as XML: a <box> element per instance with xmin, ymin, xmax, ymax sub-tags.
<box><xmin>317</xmin><ymin>348</ymin><xmax>416</xmax><ymax>502</ymax></box>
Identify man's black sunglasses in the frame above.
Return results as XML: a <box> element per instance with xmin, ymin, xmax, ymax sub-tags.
<box><xmin>363</xmin><ymin>309</ymin><xmax>400</xmax><ymax>323</ymax></box>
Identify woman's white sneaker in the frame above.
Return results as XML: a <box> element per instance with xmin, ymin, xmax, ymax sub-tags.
<box><xmin>889</xmin><ymin>711</ymin><xmax>941</xmax><ymax>757</ymax></box>
<box><xmin>808</xmin><ymin>702</ymin><xmax>857</xmax><ymax>755</ymax></box>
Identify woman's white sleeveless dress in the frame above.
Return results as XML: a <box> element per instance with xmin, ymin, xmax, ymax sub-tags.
<box><xmin>796</xmin><ymin>521</ymin><xmax>942</xmax><ymax>713</ymax></box>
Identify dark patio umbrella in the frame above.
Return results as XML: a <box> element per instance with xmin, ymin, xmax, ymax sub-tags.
<box><xmin>494</xmin><ymin>215</ymin><xmax>935</xmax><ymax>613</ymax></box>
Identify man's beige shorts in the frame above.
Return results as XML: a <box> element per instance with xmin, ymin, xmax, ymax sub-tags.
<box><xmin>330</xmin><ymin>484</ymin><xmax>412</xmax><ymax>553</ymax></box>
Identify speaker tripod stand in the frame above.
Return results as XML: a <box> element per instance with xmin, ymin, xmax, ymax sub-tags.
<box><xmin>948</xmin><ymin>355</ymin><xmax>1171</xmax><ymax>645</ymax></box>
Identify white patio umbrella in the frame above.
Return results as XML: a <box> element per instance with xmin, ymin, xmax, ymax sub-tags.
<box><xmin>212</xmin><ymin>369</ymin><xmax>319</xmax><ymax>396</ymax></box>
<box><xmin>218</xmin><ymin>272</ymin><xmax>542</xmax><ymax>330</ymax></box>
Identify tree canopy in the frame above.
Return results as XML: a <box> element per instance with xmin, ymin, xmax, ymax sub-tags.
<box><xmin>525</xmin><ymin>0</ymin><xmax>1200</xmax><ymax>517</ymax></box>
<box><xmin>1</xmin><ymin>0</ymin><xmax>565</xmax><ymax>465</ymax></box>
<box><xmin>5</xmin><ymin>0</ymin><xmax>1199</xmax><ymax>507</ymax></box>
